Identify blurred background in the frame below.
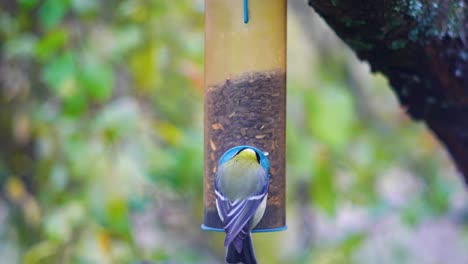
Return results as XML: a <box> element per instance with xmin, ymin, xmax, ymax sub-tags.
<box><xmin>0</xmin><ymin>1</ymin><xmax>467</xmax><ymax>263</ymax></box>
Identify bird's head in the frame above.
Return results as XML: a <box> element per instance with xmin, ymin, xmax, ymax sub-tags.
<box><xmin>218</xmin><ymin>145</ymin><xmax>270</xmax><ymax>173</ymax></box>
<box><xmin>232</xmin><ymin>148</ymin><xmax>258</xmax><ymax>163</ymax></box>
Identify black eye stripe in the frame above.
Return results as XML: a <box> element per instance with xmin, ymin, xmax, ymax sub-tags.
<box><xmin>255</xmin><ymin>151</ymin><xmax>260</xmax><ymax>163</ymax></box>
<box><xmin>234</xmin><ymin>148</ymin><xmax>245</xmax><ymax>157</ymax></box>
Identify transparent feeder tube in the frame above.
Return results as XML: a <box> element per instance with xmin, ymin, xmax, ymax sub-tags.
<box><xmin>203</xmin><ymin>0</ymin><xmax>287</xmax><ymax>231</ymax></box>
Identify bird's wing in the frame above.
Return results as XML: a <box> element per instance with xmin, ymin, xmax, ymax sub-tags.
<box><xmin>215</xmin><ymin>178</ymin><xmax>268</xmax><ymax>248</ymax></box>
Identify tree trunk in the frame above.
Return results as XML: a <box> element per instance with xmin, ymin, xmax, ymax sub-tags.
<box><xmin>308</xmin><ymin>0</ymin><xmax>468</xmax><ymax>183</ymax></box>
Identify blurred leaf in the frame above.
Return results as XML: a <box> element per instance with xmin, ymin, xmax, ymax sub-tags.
<box><xmin>311</xmin><ymin>153</ymin><xmax>337</xmax><ymax>215</ymax></box>
<box><xmin>35</xmin><ymin>29</ymin><xmax>68</xmax><ymax>61</ymax></box>
<box><xmin>23</xmin><ymin>241</ymin><xmax>59</xmax><ymax>264</ymax></box>
<box><xmin>79</xmin><ymin>60</ymin><xmax>114</xmax><ymax>101</ymax></box>
<box><xmin>155</xmin><ymin>122</ymin><xmax>182</xmax><ymax>146</ymax></box>
<box><xmin>306</xmin><ymin>87</ymin><xmax>355</xmax><ymax>150</ymax></box>
<box><xmin>38</xmin><ymin>0</ymin><xmax>69</xmax><ymax>30</ymax></box>
<box><xmin>42</xmin><ymin>51</ymin><xmax>76</xmax><ymax>94</ymax></box>
<box><xmin>104</xmin><ymin>198</ymin><xmax>130</xmax><ymax>235</ymax></box>
<box><xmin>402</xmin><ymin>200</ymin><xmax>428</xmax><ymax>226</ymax></box>
<box><xmin>426</xmin><ymin>178</ymin><xmax>451</xmax><ymax>214</ymax></box>
<box><xmin>339</xmin><ymin>233</ymin><xmax>365</xmax><ymax>258</ymax></box>
<box><xmin>19</xmin><ymin>0</ymin><xmax>38</xmax><ymax>9</ymax></box>
<box><xmin>151</xmin><ymin>250</ymin><xmax>171</xmax><ymax>262</ymax></box>
<box><xmin>129</xmin><ymin>44</ymin><xmax>160</xmax><ymax>91</ymax></box>
<box><xmin>62</xmin><ymin>91</ymin><xmax>87</xmax><ymax>116</ymax></box>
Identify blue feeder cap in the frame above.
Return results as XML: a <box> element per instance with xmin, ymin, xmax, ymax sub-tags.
<box><xmin>201</xmin><ymin>224</ymin><xmax>288</xmax><ymax>233</ymax></box>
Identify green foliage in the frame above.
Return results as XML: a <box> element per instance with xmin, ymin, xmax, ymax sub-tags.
<box><xmin>35</xmin><ymin>29</ymin><xmax>68</xmax><ymax>61</ymax></box>
<box><xmin>305</xmin><ymin>86</ymin><xmax>355</xmax><ymax>150</ymax></box>
<box><xmin>79</xmin><ymin>60</ymin><xmax>113</xmax><ymax>101</ymax></box>
<box><xmin>311</xmin><ymin>152</ymin><xmax>337</xmax><ymax>215</ymax></box>
<box><xmin>42</xmin><ymin>51</ymin><xmax>76</xmax><ymax>94</ymax></box>
<box><xmin>1</xmin><ymin>0</ymin><xmax>205</xmax><ymax>262</ymax></box>
<box><xmin>38</xmin><ymin>0</ymin><xmax>70</xmax><ymax>30</ymax></box>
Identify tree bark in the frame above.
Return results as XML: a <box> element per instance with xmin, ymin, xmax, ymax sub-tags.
<box><xmin>308</xmin><ymin>0</ymin><xmax>468</xmax><ymax>183</ymax></box>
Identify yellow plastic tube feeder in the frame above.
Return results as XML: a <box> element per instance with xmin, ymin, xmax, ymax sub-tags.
<box><xmin>203</xmin><ymin>0</ymin><xmax>287</xmax><ymax>232</ymax></box>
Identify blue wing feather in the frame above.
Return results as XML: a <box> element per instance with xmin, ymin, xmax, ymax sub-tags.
<box><xmin>215</xmin><ymin>178</ymin><xmax>268</xmax><ymax>248</ymax></box>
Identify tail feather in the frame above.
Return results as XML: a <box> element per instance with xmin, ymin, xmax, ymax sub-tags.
<box><xmin>226</xmin><ymin>234</ymin><xmax>257</xmax><ymax>264</ymax></box>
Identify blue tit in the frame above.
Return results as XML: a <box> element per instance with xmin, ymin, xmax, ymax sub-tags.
<box><xmin>215</xmin><ymin>146</ymin><xmax>270</xmax><ymax>264</ymax></box>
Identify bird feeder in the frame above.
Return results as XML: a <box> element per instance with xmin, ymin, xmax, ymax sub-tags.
<box><xmin>203</xmin><ymin>0</ymin><xmax>287</xmax><ymax>232</ymax></box>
